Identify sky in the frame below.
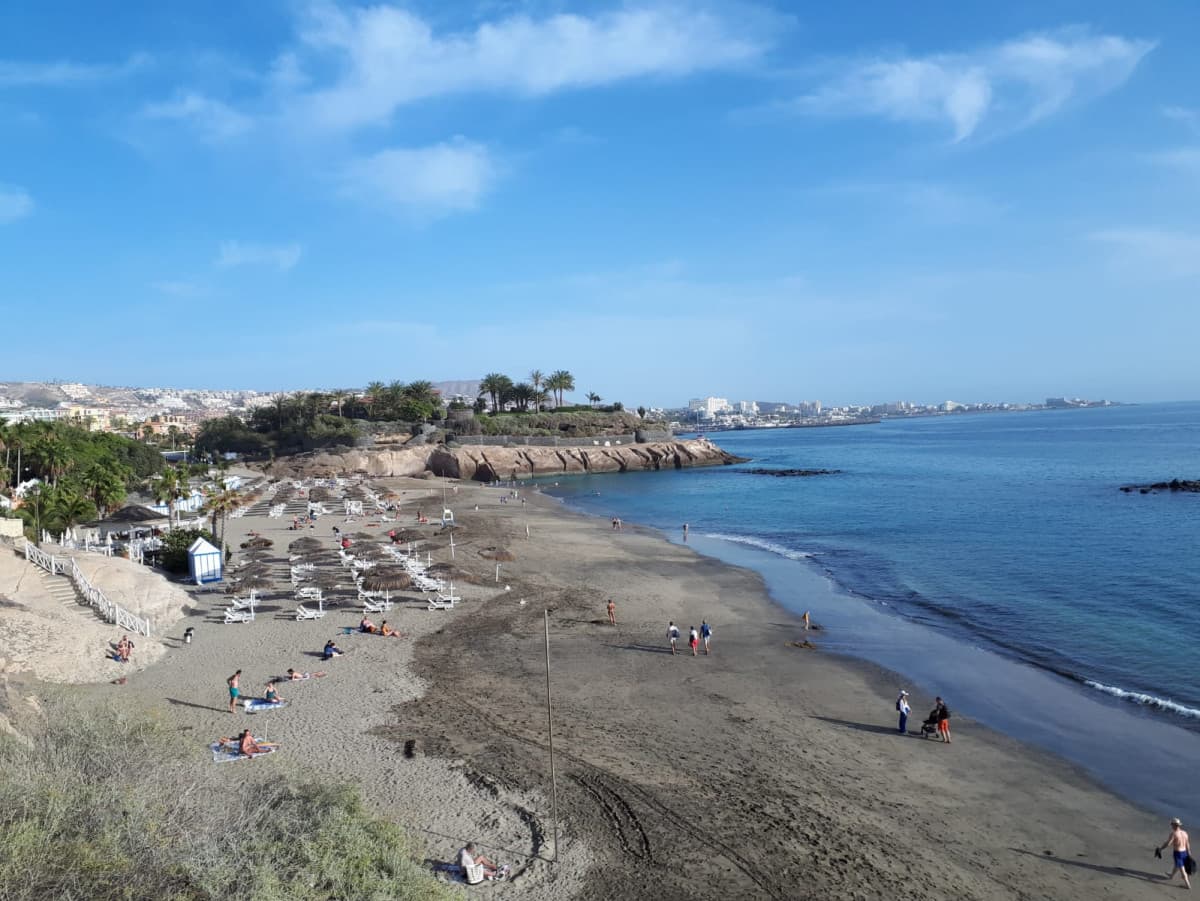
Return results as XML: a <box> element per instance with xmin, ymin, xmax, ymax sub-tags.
<box><xmin>1</xmin><ymin>1</ymin><xmax>1198</xmax><ymax>408</ymax></box>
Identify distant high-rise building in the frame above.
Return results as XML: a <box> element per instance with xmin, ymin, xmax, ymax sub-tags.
<box><xmin>688</xmin><ymin>397</ymin><xmax>732</xmax><ymax>418</ymax></box>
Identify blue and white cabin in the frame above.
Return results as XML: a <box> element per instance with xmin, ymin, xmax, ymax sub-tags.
<box><xmin>188</xmin><ymin>537</ymin><xmax>222</xmax><ymax>584</ymax></box>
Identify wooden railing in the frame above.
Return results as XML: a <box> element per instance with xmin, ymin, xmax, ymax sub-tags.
<box><xmin>22</xmin><ymin>541</ymin><xmax>151</xmax><ymax>637</ymax></box>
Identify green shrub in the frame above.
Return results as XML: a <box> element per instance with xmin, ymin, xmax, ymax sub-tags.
<box><xmin>0</xmin><ymin>701</ymin><xmax>454</xmax><ymax>901</ymax></box>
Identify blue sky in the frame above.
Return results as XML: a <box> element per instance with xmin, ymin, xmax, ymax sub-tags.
<box><xmin>2</xmin><ymin>1</ymin><xmax>1198</xmax><ymax>407</ymax></box>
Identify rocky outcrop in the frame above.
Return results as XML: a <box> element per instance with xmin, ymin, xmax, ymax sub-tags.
<box><xmin>1120</xmin><ymin>479</ymin><xmax>1200</xmax><ymax>494</ymax></box>
<box><xmin>264</xmin><ymin>439</ymin><xmax>746</xmax><ymax>482</ymax></box>
<box><xmin>742</xmin><ymin>468</ymin><xmax>842</xmax><ymax>477</ymax></box>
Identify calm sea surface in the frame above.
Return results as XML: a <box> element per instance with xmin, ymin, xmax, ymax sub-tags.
<box><xmin>545</xmin><ymin>403</ymin><xmax>1200</xmax><ymax>816</ymax></box>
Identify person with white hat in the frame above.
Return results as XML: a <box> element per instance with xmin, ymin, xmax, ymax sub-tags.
<box><xmin>1157</xmin><ymin>817</ymin><xmax>1192</xmax><ymax>889</ymax></box>
<box><xmin>896</xmin><ymin>690</ymin><xmax>911</xmax><ymax>734</ymax></box>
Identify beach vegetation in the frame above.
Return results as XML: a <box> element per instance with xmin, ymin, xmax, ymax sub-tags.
<box><xmin>159</xmin><ymin>526</ymin><xmax>213</xmax><ymax>573</ymax></box>
<box><xmin>0</xmin><ymin>701</ymin><xmax>454</xmax><ymax>901</ymax></box>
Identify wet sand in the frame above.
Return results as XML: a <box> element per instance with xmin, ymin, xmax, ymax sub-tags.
<box><xmin>72</xmin><ymin>476</ymin><xmax>1179</xmax><ymax>899</ymax></box>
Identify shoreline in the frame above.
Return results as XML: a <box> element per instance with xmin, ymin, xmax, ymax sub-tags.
<box><xmin>42</xmin><ymin>472</ymin><xmax>1185</xmax><ymax>899</ymax></box>
<box><xmin>547</xmin><ymin>479</ymin><xmax>1200</xmax><ymax>830</ymax></box>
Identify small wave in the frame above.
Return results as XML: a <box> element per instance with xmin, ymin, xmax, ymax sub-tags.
<box><xmin>703</xmin><ymin>532</ymin><xmax>816</xmax><ymax>561</ymax></box>
<box><xmin>1084</xmin><ymin>680</ymin><xmax>1200</xmax><ymax>719</ymax></box>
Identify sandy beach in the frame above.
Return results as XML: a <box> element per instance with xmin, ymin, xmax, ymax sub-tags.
<box><xmin>28</xmin><ymin>473</ymin><xmax>1180</xmax><ymax>900</ymax></box>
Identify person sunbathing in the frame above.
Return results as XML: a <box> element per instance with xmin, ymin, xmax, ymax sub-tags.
<box><xmin>286</xmin><ymin>668</ymin><xmax>326</xmax><ymax>681</ymax></box>
<box><xmin>238</xmin><ymin>729</ymin><xmax>263</xmax><ymax>756</ymax></box>
<box><xmin>380</xmin><ymin>621</ymin><xmax>403</xmax><ymax>638</ymax></box>
<box><xmin>323</xmin><ymin>640</ymin><xmax>343</xmax><ymax>659</ymax></box>
<box><xmin>116</xmin><ymin>635</ymin><xmax>134</xmax><ymax>662</ymax></box>
<box><xmin>459</xmin><ymin>842</ymin><xmax>502</xmax><ymax>883</ymax></box>
<box><xmin>263</xmin><ymin>681</ymin><xmax>283</xmax><ymax>704</ymax></box>
<box><xmin>359</xmin><ymin>616</ymin><xmax>378</xmax><ymax>634</ymax></box>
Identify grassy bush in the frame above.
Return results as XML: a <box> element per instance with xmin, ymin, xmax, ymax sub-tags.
<box><xmin>475</xmin><ymin>410</ymin><xmax>658</xmax><ymax>437</ymax></box>
<box><xmin>0</xmin><ymin>701</ymin><xmax>454</xmax><ymax>901</ymax></box>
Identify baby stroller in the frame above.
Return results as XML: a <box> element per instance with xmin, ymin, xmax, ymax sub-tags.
<box><xmin>920</xmin><ymin>711</ymin><xmax>940</xmax><ymax>738</ymax></box>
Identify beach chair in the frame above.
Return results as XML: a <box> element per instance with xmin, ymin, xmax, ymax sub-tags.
<box><xmin>228</xmin><ymin>594</ymin><xmax>257</xmax><ymax>611</ymax></box>
<box><xmin>224</xmin><ymin>608</ymin><xmax>255</xmax><ymax>624</ymax></box>
<box><xmin>426</xmin><ymin>596</ymin><xmax>455</xmax><ymax>611</ymax></box>
<box><xmin>296</xmin><ymin>587</ymin><xmax>323</xmax><ymax>601</ymax></box>
<box><xmin>295</xmin><ymin>603</ymin><xmax>326</xmax><ymax>621</ymax></box>
<box><xmin>361</xmin><ymin>596</ymin><xmax>393</xmax><ymax>613</ymax></box>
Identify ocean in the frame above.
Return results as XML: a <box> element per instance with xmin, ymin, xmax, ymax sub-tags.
<box><xmin>545</xmin><ymin>402</ymin><xmax>1200</xmax><ymax>820</ymax></box>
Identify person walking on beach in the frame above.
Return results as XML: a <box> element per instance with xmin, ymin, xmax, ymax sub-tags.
<box><xmin>606</xmin><ymin>599</ymin><xmax>617</xmax><ymax>626</ymax></box>
<box><xmin>700</xmin><ymin>620</ymin><xmax>712</xmax><ymax>655</ymax></box>
<box><xmin>1157</xmin><ymin>817</ymin><xmax>1192</xmax><ymax>889</ymax></box>
<box><xmin>667</xmin><ymin>621</ymin><xmax>680</xmax><ymax>655</ymax></box>
<box><xmin>688</xmin><ymin>626</ymin><xmax>700</xmax><ymax>656</ymax></box>
<box><xmin>935</xmin><ymin>697</ymin><xmax>952</xmax><ymax>743</ymax></box>
<box><xmin>682</xmin><ymin>523</ymin><xmax>688</xmax><ymax>541</ymax></box>
<box><xmin>896</xmin><ymin>690</ymin><xmax>910</xmax><ymax>734</ymax></box>
<box><xmin>227</xmin><ymin>670</ymin><xmax>242</xmax><ymax>713</ymax></box>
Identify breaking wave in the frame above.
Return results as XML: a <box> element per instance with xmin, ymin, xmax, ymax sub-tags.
<box><xmin>1084</xmin><ymin>680</ymin><xmax>1200</xmax><ymax>720</ymax></box>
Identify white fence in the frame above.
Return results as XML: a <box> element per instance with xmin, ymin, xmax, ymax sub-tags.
<box><xmin>23</xmin><ymin>541</ymin><xmax>151</xmax><ymax>637</ymax></box>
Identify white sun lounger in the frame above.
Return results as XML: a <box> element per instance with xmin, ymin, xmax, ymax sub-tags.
<box><xmin>295</xmin><ymin>603</ymin><xmax>326</xmax><ymax>621</ymax></box>
<box><xmin>224</xmin><ymin>608</ymin><xmax>255</xmax><ymax>624</ymax></box>
<box><xmin>426</xmin><ymin>596</ymin><xmax>455</xmax><ymax>611</ymax></box>
<box><xmin>361</xmin><ymin>597</ymin><xmax>393</xmax><ymax>613</ymax></box>
<box><xmin>296</xmin><ymin>587</ymin><xmax>323</xmax><ymax>601</ymax></box>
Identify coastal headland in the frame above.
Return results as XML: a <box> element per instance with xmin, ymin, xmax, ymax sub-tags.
<box><xmin>0</xmin><ymin>455</ymin><xmax>1175</xmax><ymax>899</ymax></box>
<box><xmin>265</xmin><ymin>437</ymin><xmax>745</xmax><ymax>481</ymax></box>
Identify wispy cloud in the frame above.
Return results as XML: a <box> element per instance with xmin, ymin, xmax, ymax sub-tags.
<box><xmin>142</xmin><ymin>92</ymin><xmax>252</xmax><ymax>142</ymax></box>
<box><xmin>342</xmin><ymin>139</ymin><xmax>497</xmax><ymax>217</ymax></box>
<box><xmin>215</xmin><ymin>241</ymin><xmax>302</xmax><ymax>271</ymax></box>
<box><xmin>289</xmin><ymin>3</ymin><xmax>774</xmax><ymax>130</ymax></box>
<box><xmin>1162</xmin><ymin>105</ymin><xmax>1199</xmax><ymax>135</ymax></box>
<box><xmin>151</xmin><ymin>280</ymin><xmax>204</xmax><ymax>297</ymax></box>
<box><xmin>0</xmin><ymin>185</ymin><xmax>33</xmax><ymax>223</ymax></box>
<box><xmin>795</xmin><ymin>28</ymin><xmax>1153</xmax><ymax>142</ymax></box>
<box><xmin>1091</xmin><ymin>228</ymin><xmax>1200</xmax><ymax>278</ymax></box>
<box><xmin>0</xmin><ymin>53</ymin><xmax>149</xmax><ymax>87</ymax></box>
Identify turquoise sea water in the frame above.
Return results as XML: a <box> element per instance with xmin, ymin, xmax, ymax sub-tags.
<box><xmin>545</xmin><ymin>402</ymin><xmax>1200</xmax><ymax>818</ymax></box>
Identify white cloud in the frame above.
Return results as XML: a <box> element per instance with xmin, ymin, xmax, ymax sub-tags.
<box><xmin>143</xmin><ymin>92</ymin><xmax>252</xmax><ymax>142</ymax></box>
<box><xmin>342</xmin><ymin>139</ymin><xmax>496</xmax><ymax>216</ymax></box>
<box><xmin>797</xmin><ymin>28</ymin><xmax>1153</xmax><ymax>141</ymax></box>
<box><xmin>215</xmin><ymin>241</ymin><xmax>302</xmax><ymax>271</ymax></box>
<box><xmin>1162</xmin><ymin>105</ymin><xmax>1199</xmax><ymax>134</ymax></box>
<box><xmin>1091</xmin><ymin>228</ymin><xmax>1200</xmax><ymax>277</ymax></box>
<box><xmin>290</xmin><ymin>3</ymin><xmax>772</xmax><ymax>130</ymax></box>
<box><xmin>0</xmin><ymin>53</ymin><xmax>149</xmax><ymax>87</ymax></box>
<box><xmin>0</xmin><ymin>185</ymin><xmax>33</xmax><ymax>223</ymax></box>
<box><xmin>151</xmin><ymin>280</ymin><xmax>204</xmax><ymax>297</ymax></box>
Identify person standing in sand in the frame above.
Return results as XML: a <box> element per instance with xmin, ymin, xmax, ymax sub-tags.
<box><xmin>688</xmin><ymin>626</ymin><xmax>700</xmax><ymax>656</ymax></box>
<box><xmin>667</xmin><ymin>621</ymin><xmax>680</xmax><ymax>655</ymax></box>
<box><xmin>606</xmin><ymin>599</ymin><xmax>617</xmax><ymax>626</ymax></box>
<box><xmin>700</xmin><ymin>620</ymin><xmax>712</xmax><ymax>654</ymax></box>
<box><xmin>682</xmin><ymin>523</ymin><xmax>688</xmax><ymax>541</ymax></box>
<box><xmin>935</xmin><ymin>697</ymin><xmax>952</xmax><ymax>743</ymax></box>
<box><xmin>227</xmin><ymin>670</ymin><xmax>242</xmax><ymax>713</ymax></box>
<box><xmin>1157</xmin><ymin>817</ymin><xmax>1192</xmax><ymax>889</ymax></box>
<box><xmin>896</xmin><ymin>690</ymin><xmax>910</xmax><ymax>734</ymax></box>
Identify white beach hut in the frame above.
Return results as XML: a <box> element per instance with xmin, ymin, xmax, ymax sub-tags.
<box><xmin>188</xmin><ymin>537</ymin><xmax>223</xmax><ymax>584</ymax></box>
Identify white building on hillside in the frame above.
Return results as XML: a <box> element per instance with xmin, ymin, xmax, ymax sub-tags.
<box><xmin>735</xmin><ymin>400</ymin><xmax>758</xmax><ymax>415</ymax></box>
<box><xmin>688</xmin><ymin>397</ymin><xmax>731</xmax><ymax>419</ymax></box>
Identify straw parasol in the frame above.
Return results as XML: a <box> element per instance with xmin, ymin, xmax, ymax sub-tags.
<box><xmin>288</xmin><ymin>536</ymin><xmax>323</xmax><ymax>553</ymax></box>
<box><xmin>241</xmin><ymin>536</ymin><xmax>274</xmax><ymax>550</ymax></box>
<box><xmin>361</xmin><ymin>569</ymin><xmax>413</xmax><ymax>592</ymax></box>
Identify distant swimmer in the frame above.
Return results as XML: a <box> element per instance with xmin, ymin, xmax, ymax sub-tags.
<box><xmin>700</xmin><ymin>620</ymin><xmax>712</xmax><ymax>655</ymax></box>
<box><xmin>607</xmin><ymin>599</ymin><xmax>617</xmax><ymax>626</ymax></box>
<box><xmin>667</xmin><ymin>621</ymin><xmax>680</xmax><ymax>655</ymax></box>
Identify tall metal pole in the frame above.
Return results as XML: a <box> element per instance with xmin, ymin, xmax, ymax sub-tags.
<box><xmin>544</xmin><ymin>609</ymin><xmax>559</xmax><ymax>862</ymax></box>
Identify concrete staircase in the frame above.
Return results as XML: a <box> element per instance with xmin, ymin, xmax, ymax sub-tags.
<box><xmin>36</xmin><ymin>567</ymin><xmax>97</xmax><ymax>624</ymax></box>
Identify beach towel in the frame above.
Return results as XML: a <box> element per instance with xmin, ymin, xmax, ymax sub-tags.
<box><xmin>243</xmin><ymin>698</ymin><xmax>289</xmax><ymax>714</ymax></box>
<box><xmin>210</xmin><ymin>740</ymin><xmax>279</xmax><ymax>763</ymax></box>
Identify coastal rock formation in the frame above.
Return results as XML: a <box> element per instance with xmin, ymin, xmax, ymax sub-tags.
<box><xmin>266</xmin><ymin>438</ymin><xmax>746</xmax><ymax>482</ymax></box>
<box><xmin>1120</xmin><ymin>479</ymin><xmax>1200</xmax><ymax>494</ymax></box>
<box><xmin>742</xmin><ymin>468</ymin><xmax>842</xmax><ymax>477</ymax></box>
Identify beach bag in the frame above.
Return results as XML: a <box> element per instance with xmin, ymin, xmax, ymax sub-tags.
<box><xmin>1187</xmin><ymin>855</ymin><xmax>1197</xmax><ymax>876</ymax></box>
<box><xmin>896</xmin><ymin>699</ymin><xmax>902</xmax><ymax>711</ymax></box>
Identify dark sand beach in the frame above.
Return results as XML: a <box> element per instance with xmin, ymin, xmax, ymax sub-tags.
<box><xmin>52</xmin><ymin>474</ymin><xmax>1178</xmax><ymax>899</ymax></box>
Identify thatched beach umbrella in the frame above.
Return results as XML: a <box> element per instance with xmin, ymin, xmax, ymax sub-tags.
<box><xmin>231</xmin><ymin>572</ymin><xmax>274</xmax><ymax>590</ymax></box>
<box><xmin>361</xmin><ymin>569</ymin><xmax>413</xmax><ymax>592</ymax></box>
<box><xmin>241</xmin><ymin>536</ymin><xmax>274</xmax><ymax>550</ymax></box>
<box><xmin>288</xmin><ymin>536</ymin><xmax>324</xmax><ymax>553</ymax></box>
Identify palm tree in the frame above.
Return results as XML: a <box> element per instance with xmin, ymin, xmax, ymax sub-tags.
<box><xmin>546</xmin><ymin>370</ymin><xmax>575</xmax><ymax>408</ymax></box>
<box><xmin>586</xmin><ymin>392</ymin><xmax>601</xmax><ymax>408</ymax></box>
<box><xmin>364</xmin><ymin>381</ymin><xmax>386</xmax><ymax>419</ymax></box>
<box><xmin>331</xmin><ymin>389</ymin><xmax>349</xmax><ymax>418</ymax></box>
<box><xmin>479</xmin><ymin>373</ymin><xmax>513</xmax><ymax>413</ymax></box>
<box><xmin>153</xmin><ymin>467</ymin><xmax>182</xmax><ymax>527</ymax></box>
<box><xmin>36</xmin><ymin>437</ymin><xmax>71</xmax><ymax>487</ymax></box>
<box><xmin>45</xmin><ymin>487</ymin><xmax>95</xmax><ymax>534</ymax></box>
<box><xmin>528</xmin><ymin>370</ymin><xmax>544</xmax><ymax>412</ymax></box>
<box><xmin>204</xmin><ymin>481</ymin><xmax>242</xmax><ymax>558</ymax></box>
<box><xmin>166</xmin><ymin>425</ymin><xmax>181</xmax><ymax>449</ymax></box>
<box><xmin>81</xmin><ymin>464</ymin><xmax>126</xmax><ymax>518</ymax></box>
<box><xmin>510</xmin><ymin>383</ymin><xmax>536</xmax><ymax>412</ymax></box>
